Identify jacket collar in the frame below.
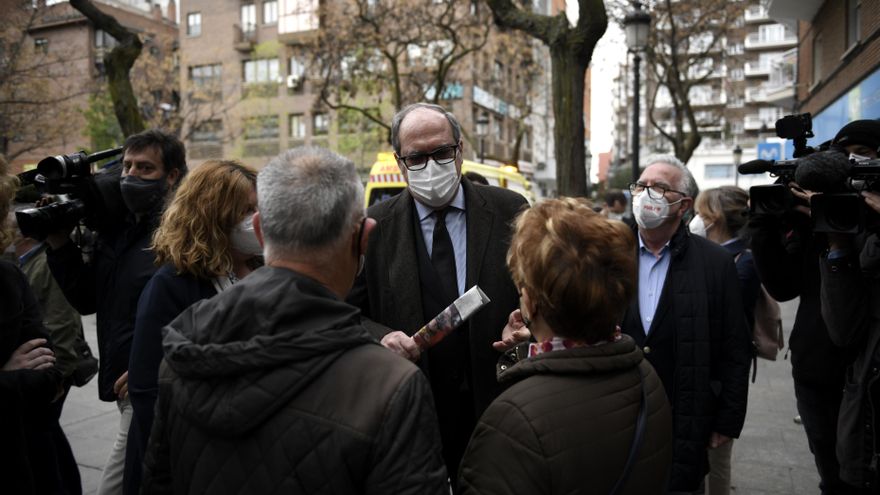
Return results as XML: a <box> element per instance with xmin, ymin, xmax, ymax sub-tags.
<box><xmin>498</xmin><ymin>334</ymin><xmax>643</xmax><ymax>384</ymax></box>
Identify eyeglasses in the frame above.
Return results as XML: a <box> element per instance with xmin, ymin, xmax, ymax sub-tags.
<box><xmin>629</xmin><ymin>181</ymin><xmax>688</xmax><ymax>200</ymax></box>
<box><xmin>397</xmin><ymin>144</ymin><xmax>459</xmax><ymax>171</ymax></box>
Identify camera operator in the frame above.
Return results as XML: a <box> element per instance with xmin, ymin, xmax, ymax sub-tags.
<box><xmin>44</xmin><ymin>129</ymin><xmax>186</xmax><ymax>495</ymax></box>
<box><xmin>746</xmin><ymin>121</ymin><xmax>880</xmax><ymax>494</ymax></box>
<box><xmin>817</xmin><ymin>120</ymin><xmax>880</xmax><ymax>493</ymax></box>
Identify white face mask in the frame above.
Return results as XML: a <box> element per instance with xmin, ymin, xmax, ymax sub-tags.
<box><xmin>230</xmin><ymin>215</ymin><xmax>263</xmax><ymax>256</ymax></box>
<box><xmin>632</xmin><ymin>190</ymin><xmax>681</xmax><ymax>230</ymax></box>
<box><xmin>688</xmin><ymin>214</ymin><xmax>712</xmax><ymax>238</ymax></box>
<box><xmin>406</xmin><ymin>158</ymin><xmax>461</xmax><ymax>208</ymax></box>
<box><xmin>607</xmin><ymin>212</ymin><xmax>624</xmax><ymax>221</ymax></box>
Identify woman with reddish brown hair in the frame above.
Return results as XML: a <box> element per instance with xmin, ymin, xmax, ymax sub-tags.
<box><xmin>459</xmin><ymin>198</ymin><xmax>673</xmax><ymax>495</ymax></box>
<box><xmin>125</xmin><ymin>159</ymin><xmax>260</xmax><ymax>492</ymax></box>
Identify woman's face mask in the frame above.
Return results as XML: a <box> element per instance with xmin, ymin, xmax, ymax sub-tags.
<box><xmin>230</xmin><ymin>214</ymin><xmax>262</xmax><ymax>256</ymax></box>
<box><xmin>688</xmin><ymin>214</ymin><xmax>713</xmax><ymax>238</ymax></box>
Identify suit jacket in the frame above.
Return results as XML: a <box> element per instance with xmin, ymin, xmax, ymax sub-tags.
<box><xmin>347</xmin><ymin>178</ymin><xmax>527</xmax><ymax>416</ymax></box>
<box><xmin>621</xmin><ymin>223</ymin><xmax>751</xmax><ymax>492</ymax></box>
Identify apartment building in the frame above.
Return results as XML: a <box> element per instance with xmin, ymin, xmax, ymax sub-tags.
<box><xmin>4</xmin><ymin>0</ymin><xmax>178</xmax><ymax>172</ymax></box>
<box><xmin>769</xmin><ymin>0</ymin><xmax>879</xmax><ymax>145</ymax></box>
<box><xmin>178</xmin><ymin>0</ymin><xmax>546</xmax><ymax>177</ymax></box>
<box><xmin>610</xmin><ymin>0</ymin><xmax>792</xmax><ymax>190</ymax></box>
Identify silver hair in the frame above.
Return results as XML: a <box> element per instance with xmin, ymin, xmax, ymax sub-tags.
<box><xmin>644</xmin><ymin>154</ymin><xmax>699</xmax><ymax>198</ymax></box>
<box><xmin>390</xmin><ymin>102</ymin><xmax>462</xmax><ymax>154</ymax></box>
<box><xmin>257</xmin><ymin>146</ymin><xmax>363</xmax><ymax>255</ymax></box>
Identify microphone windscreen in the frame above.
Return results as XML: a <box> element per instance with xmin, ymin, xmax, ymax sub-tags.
<box><xmin>793</xmin><ymin>150</ymin><xmax>852</xmax><ymax>192</ymax></box>
<box><xmin>738</xmin><ymin>159</ymin><xmax>774</xmax><ymax>174</ymax></box>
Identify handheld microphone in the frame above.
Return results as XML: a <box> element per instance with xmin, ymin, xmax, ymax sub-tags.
<box><xmin>737</xmin><ymin>159</ymin><xmax>774</xmax><ymax>175</ymax></box>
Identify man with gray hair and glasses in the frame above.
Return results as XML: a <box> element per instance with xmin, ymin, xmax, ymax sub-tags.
<box><xmin>142</xmin><ymin>146</ymin><xmax>448</xmax><ymax>494</ymax></box>
<box><xmin>348</xmin><ymin>102</ymin><xmax>528</xmax><ymax>487</ymax></box>
<box><xmin>620</xmin><ymin>155</ymin><xmax>751</xmax><ymax>494</ymax></box>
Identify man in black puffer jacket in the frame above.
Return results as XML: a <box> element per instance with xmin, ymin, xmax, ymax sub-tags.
<box><xmin>621</xmin><ymin>156</ymin><xmax>752</xmax><ymax>493</ymax></box>
<box><xmin>142</xmin><ymin>146</ymin><xmax>447</xmax><ymax>494</ymax></box>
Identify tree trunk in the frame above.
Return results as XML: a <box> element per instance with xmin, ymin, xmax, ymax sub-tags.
<box><xmin>551</xmin><ymin>49</ymin><xmax>588</xmax><ymax>197</ymax></box>
<box><xmin>70</xmin><ymin>0</ymin><xmax>144</xmax><ymax>137</ymax></box>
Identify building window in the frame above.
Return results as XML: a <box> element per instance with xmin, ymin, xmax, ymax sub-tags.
<box><xmin>812</xmin><ymin>33</ymin><xmax>823</xmax><ymax>85</ymax></box>
<box><xmin>243</xmin><ymin>115</ymin><xmax>279</xmax><ymax>140</ymax></box>
<box><xmin>241</xmin><ymin>3</ymin><xmax>257</xmax><ymax>33</ymax></box>
<box><xmin>705</xmin><ymin>164</ymin><xmax>733</xmax><ymax>179</ymax></box>
<box><xmin>730</xmin><ymin>68</ymin><xmax>744</xmax><ymax>80</ymax></box>
<box><xmin>287</xmin><ymin>55</ymin><xmax>305</xmax><ymax>91</ymax></box>
<box><xmin>493</xmin><ymin>115</ymin><xmax>503</xmax><ymax>140</ymax></box>
<box><xmin>191</xmin><ymin>120</ymin><xmax>223</xmax><ymax>142</ymax></box>
<box><xmin>279</xmin><ymin>0</ymin><xmax>319</xmax><ymax>33</ymax></box>
<box><xmin>289</xmin><ymin>114</ymin><xmax>306</xmax><ymax>138</ymax></box>
<box><xmin>187</xmin><ymin>12</ymin><xmax>201</xmax><ymax>36</ymax></box>
<box><xmin>313</xmin><ymin>113</ymin><xmax>329</xmax><ymax>135</ymax></box>
<box><xmin>263</xmin><ymin>0</ymin><xmax>278</xmax><ymax>24</ymax></box>
<box><xmin>847</xmin><ymin>0</ymin><xmax>860</xmax><ymax>48</ymax></box>
<box><xmin>34</xmin><ymin>38</ymin><xmax>48</xmax><ymax>53</ymax></box>
<box><xmin>243</xmin><ymin>58</ymin><xmax>279</xmax><ymax>84</ymax></box>
<box><xmin>189</xmin><ymin>64</ymin><xmax>222</xmax><ymax>87</ymax></box>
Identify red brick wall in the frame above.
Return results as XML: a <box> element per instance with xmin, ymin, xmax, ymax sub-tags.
<box><xmin>798</xmin><ymin>0</ymin><xmax>880</xmax><ymax>116</ymax></box>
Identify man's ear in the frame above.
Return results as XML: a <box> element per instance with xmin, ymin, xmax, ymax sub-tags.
<box><xmin>165</xmin><ymin>168</ymin><xmax>181</xmax><ymax>189</ymax></box>
<box><xmin>360</xmin><ymin>218</ymin><xmax>377</xmax><ymax>254</ymax></box>
<box><xmin>253</xmin><ymin>211</ymin><xmax>265</xmax><ymax>247</ymax></box>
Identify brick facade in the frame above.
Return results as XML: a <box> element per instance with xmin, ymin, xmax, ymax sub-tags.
<box><xmin>797</xmin><ymin>0</ymin><xmax>880</xmax><ymax>116</ymax></box>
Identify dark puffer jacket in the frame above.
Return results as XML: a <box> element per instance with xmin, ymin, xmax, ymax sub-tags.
<box><xmin>621</xmin><ymin>224</ymin><xmax>752</xmax><ymax>491</ymax></box>
<box><xmin>141</xmin><ymin>266</ymin><xmax>448</xmax><ymax>495</ymax></box>
<box><xmin>459</xmin><ymin>335</ymin><xmax>673</xmax><ymax>495</ymax></box>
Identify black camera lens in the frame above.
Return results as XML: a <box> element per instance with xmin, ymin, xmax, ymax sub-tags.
<box><xmin>37</xmin><ymin>152</ymin><xmax>90</xmax><ymax>180</ymax></box>
<box><xmin>15</xmin><ymin>199</ymin><xmax>86</xmax><ymax>240</ymax></box>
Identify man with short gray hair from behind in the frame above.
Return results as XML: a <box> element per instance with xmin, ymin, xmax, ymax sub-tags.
<box><xmin>142</xmin><ymin>146</ymin><xmax>448</xmax><ymax>495</ymax></box>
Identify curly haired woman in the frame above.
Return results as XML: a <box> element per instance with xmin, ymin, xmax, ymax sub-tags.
<box><xmin>125</xmin><ymin>160</ymin><xmax>259</xmax><ymax>492</ymax></box>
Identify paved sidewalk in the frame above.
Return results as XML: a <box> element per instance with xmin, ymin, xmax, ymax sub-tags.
<box><xmin>63</xmin><ymin>300</ymin><xmax>821</xmax><ymax>494</ymax></box>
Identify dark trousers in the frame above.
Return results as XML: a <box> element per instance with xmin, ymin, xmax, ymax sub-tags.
<box><xmin>29</xmin><ymin>385</ymin><xmax>82</xmax><ymax>495</ymax></box>
<box><xmin>432</xmin><ymin>383</ymin><xmax>475</xmax><ymax>493</ymax></box>
<box><xmin>794</xmin><ymin>379</ymin><xmax>858</xmax><ymax>495</ymax></box>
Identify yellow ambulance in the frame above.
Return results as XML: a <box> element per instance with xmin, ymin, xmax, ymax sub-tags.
<box><xmin>365</xmin><ymin>152</ymin><xmax>535</xmax><ymax>207</ymax></box>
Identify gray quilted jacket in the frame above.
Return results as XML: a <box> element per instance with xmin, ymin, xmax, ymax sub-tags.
<box><xmin>141</xmin><ymin>266</ymin><xmax>448</xmax><ymax>494</ymax></box>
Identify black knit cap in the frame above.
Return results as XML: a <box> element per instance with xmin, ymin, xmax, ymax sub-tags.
<box><xmin>832</xmin><ymin>119</ymin><xmax>880</xmax><ymax>152</ymax></box>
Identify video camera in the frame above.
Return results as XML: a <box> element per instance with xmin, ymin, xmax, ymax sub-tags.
<box><xmin>738</xmin><ymin>113</ymin><xmax>819</xmax><ymax>217</ymax></box>
<box><xmin>15</xmin><ymin>147</ymin><xmax>127</xmax><ymax>240</ymax></box>
<box><xmin>802</xmin><ymin>156</ymin><xmax>880</xmax><ymax>234</ymax></box>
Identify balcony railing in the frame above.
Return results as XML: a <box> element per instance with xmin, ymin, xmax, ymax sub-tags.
<box><xmin>744</xmin><ymin>112</ymin><xmax>783</xmax><ymax>131</ymax></box>
<box><xmin>233</xmin><ymin>24</ymin><xmax>257</xmax><ymax>51</ymax></box>
<box><xmin>744</xmin><ymin>6</ymin><xmax>769</xmax><ymax>23</ymax></box>
<box><xmin>745</xmin><ymin>32</ymin><xmax>797</xmax><ymax>50</ymax></box>
<box><xmin>745</xmin><ymin>87</ymin><xmax>768</xmax><ymax>103</ymax></box>
<box><xmin>744</xmin><ymin>61</ymin><xmax>772</xmax><ymax>77</ymax></box>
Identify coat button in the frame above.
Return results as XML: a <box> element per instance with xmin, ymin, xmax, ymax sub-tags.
<box><xmin>644</xmin><ymin>346</ymin><xmax>652</xmax><ymax>354</ymax></box>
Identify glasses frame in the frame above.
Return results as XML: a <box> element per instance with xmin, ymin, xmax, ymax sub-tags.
<box><xmin>397</xmin><ymin>143</ymin><xmax>460</xmax><ymax>171</ymax></box>
<box><xmin>629</xmin><ymin>181</ymin><xmax>688</xmax><ymax>200</ymax></box>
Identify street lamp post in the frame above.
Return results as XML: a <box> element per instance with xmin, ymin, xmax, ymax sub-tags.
<box><xmin>733</xmin><ymin>144</ymin><xmax>743</xmax><ymax>188</ymax></box>
<box><xmin>476</xmin><ymin>114</ymin><xmax>490</xmax><ymax>163</ymax></box>
<box><xmin>624</xmin><ymin>2</ymin><xmax>651</xmax><ymax>183</ymax></box>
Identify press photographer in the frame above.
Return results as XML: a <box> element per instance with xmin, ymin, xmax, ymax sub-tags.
<box><xmin>740</xmin><ymin>117</ymin><xmax>880</xmax><ymax>494</ymax></box>
<box><xmin>42</xmin><ymin>129</ymin><xmax>186</xmax><ymax>495</ymax></box>
<box><xmin>815</xmin><ymin>120</ymin><xmax>880</xmax><ymax>492</ymax></box>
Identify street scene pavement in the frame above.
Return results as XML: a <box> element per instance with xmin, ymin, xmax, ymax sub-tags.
<box><xmin>62</xmin><ymin>299</ymin><xmax>819</xmax><ymax>494</ymax></box>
